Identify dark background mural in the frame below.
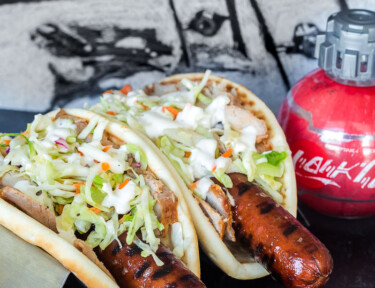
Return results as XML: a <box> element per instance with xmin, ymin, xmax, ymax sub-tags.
<box><xmin>0</xmin><ymin>1</ymin><xmax>375</xmax><ymax>288</ymax></box>
<box><xmin>2</xmin><ymin>0</ymin><xmax>368</xmax><ymax>119</ymax></box>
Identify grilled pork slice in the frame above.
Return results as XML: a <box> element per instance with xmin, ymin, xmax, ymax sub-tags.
<box><xmin>206</xmin><ymin>184</ymin><xmax>236</xmax><ymax>242</ymax></box>
<box><xmin>225</xmin><ymin>105</ymin><xmax>267</xmax><ymax>143</ymax></box>
<box><xmin>135</xmin><ymin>168</ymin><xmax>178</xmax><ymax>233</ymax></box>
<box><xmin>195</xmin><ymin>195</ymin><xmax>226</xmax><ymax>239</ymax></box>
<box><xmin>0</xmin><ymin>186</ymin><xmax>57</xmax><ymax>232</ymax></box>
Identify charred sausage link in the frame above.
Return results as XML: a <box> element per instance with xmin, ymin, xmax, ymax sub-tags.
<box><xmin>96</xmin><ymin>232</ymin><xmax>206</xmax><ymax>288</ymax></box>
<box><xmin>224</xmin><ymin>173</ymin><xmax>333</xmax><ymax>288</ymax></box>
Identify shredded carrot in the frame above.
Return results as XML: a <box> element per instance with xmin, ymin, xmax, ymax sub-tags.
<box><xmin>78</xmin><ymin>150</ymin><xmax>84</xmax><ymax>157</ymax></box>
<box><xmin>101</xmin><ymin>162</ymin><xmax>110</xmax><ymax>171</ymax></box>
<box><xmin>58</xmin><ymin>204</ymin><xmax>64</xmax><ymax>215</ymax></box>
<box><xmin>212</xmin><ymin>165</ymin><xmax>217</xmax><ymax>173</ymax></box>
<box><xmin>73</xmin><ymin>182</ymin><xmax>85</xmax><ymax>189</ymax></box>
<box><xmin>121</xmin><ymin>84</ymin><xmax>132</xmax><ymax>95</ymax></box>
<box><xmin>221</xmin><ymin>147</ymin><xmax>233</xmax><ymax>158</ymax></box>
<box><xmin>185</xmin><ymin>151</ymin><xmax>191</xmax><ymax>158</ymax></box>
<box><xmin>103</xmin><ymin>89</ymin><xmax>113</xmax><ymax>94</ymax></box>
<box><xmin>136</xmin><ymin>100</ymin><xmax>149</xmax><ymax>110</ymax></box>
<box><xmin>3</xmin><ymin>139</ymin><xmax>10</xmax><ymax>145</ymax></box>
<box><xmin>189</xmin><ymin>182</ymin><xmax>198</xmax><ymax>190</ymax></box>
<box><xmin>106</xmin><ymin>111</ymin><xmax>117</xmax><ymax>116</ymax></box>
<box><xmin>119</xmin><ymin>178</ymin><xmax>130</xmax><ymax>190</ymax></box>
<box><xmin>102</xmin><ymin>145</ymin><xmax>112</xmax><ymax>152</ymax></box>
<box><xmin>89</xmin><ymin>207</ymin><xmax>102</xmax><ymax>213</ymax></box>
<box><xmin>162</xmin><ymin>106</ymin><xmax>180</xmax><ymax>119</ymax></box>
<box><xmin>94</xmin><ymin>159</ymin><xmax>99</xmax><ymax>163</ymax></box>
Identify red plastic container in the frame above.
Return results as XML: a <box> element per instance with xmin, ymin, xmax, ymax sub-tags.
<box><xmin>278</xmin><ymin>68</ymin><xmax>375</xmax><ymax>217</ymax></box>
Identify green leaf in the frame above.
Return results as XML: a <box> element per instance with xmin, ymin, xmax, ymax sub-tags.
<box><xmin>213</xmin><ymin>169</ymin><xmax>233</xmax><ymax>188</ymax></box>
<box><xmin>93</xmin><ymin>175</ymin><xmax>105</xmax><ymax>187</ymax></box>
<box><xmin>90</xmin><ymin>186</ymin><xmax>107</xmax><ymax>204</ymax></box>
<box><xmin>264</xmin><ymin>151</ymin><xmax>288</xmax><ymax>166</ymax></box>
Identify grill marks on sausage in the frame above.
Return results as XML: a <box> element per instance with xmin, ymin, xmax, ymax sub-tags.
<box><xmin>156</xmin><ymin>251</ymin><xmax>174</xmax><ymax>258</ymax></box>
<box><xmin>303</xmin><ymin>243</ymin><xmax>319</xmax><ymax>254</ymax></box>
<box><xmin>152</xmin><ymin>265</ymin><xmax>174</xmax><ymax>280</ymax></box>
<box><xmin>237</xmin><ymin>181</ymin><xmax>254</xmax><ymax>195</ymax></box>
<box><xmin>256</xmin><ymin>201</ymin><xmax>275</xmax><ymax>214</ymax></box>
<box><xmin>125</xmin><ymin>245</ymin><xmax>142</xmax><ymax>256</ymax></box>
<box><xmin>112</xmin><ymin>244</ymin><xmax>121</xmax><ymax>256</ymax></box>
<box><xmin>111</xmin><ymin>239</ymin><xmax>126</xmax><ymax>256</ymax></box>
<box><xmin>134</xmin><ymin>262</ymin><xmax>150</xmax><ymax>279</ymax></box>
<box><xmin>228</xmin><ymin>173</ymin><xmax>333</xmax><ymax>287</ymax></box>
<box><xmin>98</xmin><ymin>232</ymin><xmax>206</xmax><ymax>287</ymax></box>
<box><xmin>283</xmin><ymin>224</ymin><xmax>298</xmax><ymax>237</ymax></box>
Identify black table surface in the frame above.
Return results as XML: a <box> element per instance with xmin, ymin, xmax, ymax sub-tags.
<box><xmin>1</xmin><ymin>110</ymin><xmax>375</xmax><ymax>288</ymax></box>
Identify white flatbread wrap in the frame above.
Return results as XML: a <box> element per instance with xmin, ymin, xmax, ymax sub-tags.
<box><xmin>0</xmin><ymin>108</ymin><xmax>201</xmax><ymax>287</ymax></box>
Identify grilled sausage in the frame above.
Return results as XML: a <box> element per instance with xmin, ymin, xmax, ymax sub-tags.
<box><xmin>96</xmin><ymin>232</ymin><xmax>206</xmax><ymax>288</ymax></box>
<box><xmin>219</xmin><ymin>173</ymin><xmax>333</xmax><ymax>288</ymax></box>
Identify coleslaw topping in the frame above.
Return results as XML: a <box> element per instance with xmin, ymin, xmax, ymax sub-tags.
<box><xmin>0</xmin><ymin>112</ymin><xmax>182</xmax><ymax>265</ymax></box>
<box><xmin>92</xmin><ymin>70</ymin><xmax>288</xmax><ymax>203</ymax></box>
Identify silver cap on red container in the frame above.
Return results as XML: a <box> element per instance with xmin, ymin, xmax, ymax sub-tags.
<box><xmin>315</xmin><ymin>9</ymin><xmax>375</xmax><ymax>86</ymax></box>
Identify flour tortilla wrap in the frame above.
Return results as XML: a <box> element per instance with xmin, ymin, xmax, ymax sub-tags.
<box><xmin>0</xmin><ymin>108</ymin><xmax>200</xmax><ymax>287</ymax></box>
<box><xmin>143</xmin><ymin>73</ymin><xmax>297</xmax><ymax>279</ymax></box>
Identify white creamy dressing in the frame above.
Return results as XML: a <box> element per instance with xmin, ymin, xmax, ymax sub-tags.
<box><xmin>160</xmin><ymin>90</ymin><xmax>195</xmax><ymax>104</ymax></box>
<box><xmin>205</xmin><ymin>95</ymin><xmax>230</xmax><ymax>128</ymax></box>
<box><xmin>139</xmin><ymin>108</ymin><xmax>184</xmax><ymax>138</ymax></box>
<box><xmin>215</xmin><ymin>156</ymin><xmax>232</xmax><ymax>171</ymax></box>
<box><xmin>78</xmin><ymin>143</ymin><xmax>125</xmax><ymax>174</ymax></box>
<box><xmin>4</xmin><ymin>140</ymin><xmax>32</xmax><ymax>169</ymax></box>
<box><xmin>45</xmin><ymin>118</ymin><xmax>76</xmax><ymax>142</ymax></box>
<box><xmin>195</xmin><ymin>177</ymin><xmax>214</xmax><ymax>199</ymax></box>
<box><xmin>175</xmin><ymin>104</ymin><xmax>205</xmax><ymax>130</ymax></box>
<box><xmin>101</xmin><ymin>180</ymin><xmax>136</xmax><ymax>214</ymax></box>
<box><xmin>105</xmin><ymin>87</ymin><xmax>264</xmax><ymax>181</ymax></box>
<box><xmin>190</xmin><ymin>139</ymin><xmax>217</xmax><ymax>179</ymax></box>
<box><xmin>221</xmin><ymin>125</ymin><xmax>258</xmax><ymax>155</ymax></box>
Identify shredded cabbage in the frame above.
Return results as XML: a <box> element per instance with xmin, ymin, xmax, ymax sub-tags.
<box><xmin>1</xmin><ymin>112</ymin><xmax>172</xmax><ymax>259</ymax></box>
<box><xmin>125</xmin><ymin>144</ymin><xmax>148</xmax><ymax>169</ymax></box>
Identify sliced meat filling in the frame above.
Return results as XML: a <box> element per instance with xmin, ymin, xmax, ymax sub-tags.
<box><xmin>134</xmin><ymin>168</ymin><xmax>178</xmax><ymax>234</ymax></box>
<box><xmin>205</xmin><ymin>184</ymin><xmax>236</xmax><ymax>242</ymax></box>
<box><xmin>195</xmin><ymin>195</ymin><xmax>225</xmax><ymax>239</ymax></box>
<box><xmin>225</xmin><ymin>105</ymin><xmax>267</xmax><ymax>143</ymax></box>
<box><xmin>0</xmin><ymin>186</ymin><xmax>57</xmax><ymax>232</ymax></box>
